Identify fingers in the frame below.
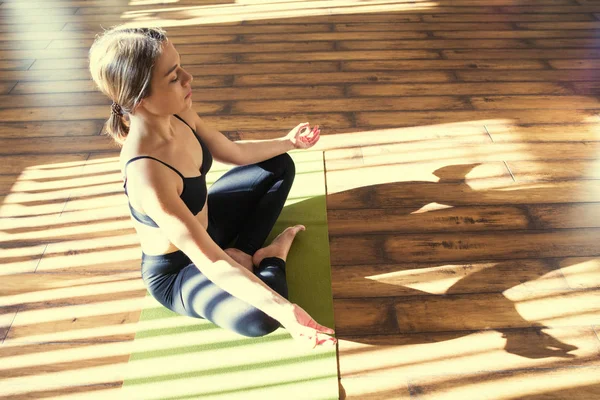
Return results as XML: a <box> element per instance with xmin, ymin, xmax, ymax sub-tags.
<box><xmin>297</xmin><ymin>323</ymin><xmax>336</xmax><ymax>348</ymax></box>
<box><xmin>298</xmin><ymin>125</ymin><xmax>320</xmax><ymax>148</ymax></box>
<box><xmin>306</xmin><ymin>318</ymin><xmax>335</xmax><ymax>335</ymax></box>
<box><xmin>316</xmin><ymin>334</ymin><xmax>337</xmax><ymax>347</ymax></box>
<box><xmin>297</xmin><ymin>331</ymin><xmax>336</xmax><ymax>349</ymax></box>
<box><xmin>298</xmin><ymin>122</ymin><xmax>310</xmax><ymax>132</ymax></box>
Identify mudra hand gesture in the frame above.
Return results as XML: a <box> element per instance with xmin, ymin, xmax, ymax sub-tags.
<box><xmin>287</xmin><ymin>122</ymin><xmax>321</xmax><ymax>149</ymax></box>
<box><xmin>280</xmin><ymin>303</ymin><xmax>337</xmax><ymax>349</ymax></box>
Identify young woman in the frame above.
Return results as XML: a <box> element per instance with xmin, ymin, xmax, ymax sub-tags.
<box><xmin>89</xmin><ymin>26</ymin><xmax>336</xmax><ymax>348</ymax></box>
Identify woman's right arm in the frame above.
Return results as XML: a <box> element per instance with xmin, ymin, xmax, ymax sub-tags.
<box><xmin>130</xmin><ymin>159</ymin><xmax>294</xmax><ymax>323</ymax></box>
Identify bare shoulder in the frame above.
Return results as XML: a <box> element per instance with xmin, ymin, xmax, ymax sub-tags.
<box><xmin>120</xmin><ymin>135</ymin><xmax>180</xmax><ymax>199</ymax></box>
<box><xmin>174</xmin><ymin>108</ymin><xmax>242</xmax><ymax>165</ymax></box>
<box><xmin>175</xmin><ymin>108</ymin><xmax>205</xmax><ymax>133</ymax></box>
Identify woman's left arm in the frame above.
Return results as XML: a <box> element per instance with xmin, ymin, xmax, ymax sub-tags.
<box><xmin>236</xmin><ymin>122</ymin><xmax>321</xmax><ymax>164</ymax></box>
<box><xmin>184</xmin><ymin>109</ymin><xmax>320</xmax><ymax>165</ymax></box>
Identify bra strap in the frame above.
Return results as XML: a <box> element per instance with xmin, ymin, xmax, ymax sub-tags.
<box><xmin>124</xmin><ymin>155</ymin><xmax>185</xmax><ymax>182</ymax></box>
<box><xmin>173</xmin><ymin>114</ymin><xmax>196</xmax><ymax>133</ymax></box>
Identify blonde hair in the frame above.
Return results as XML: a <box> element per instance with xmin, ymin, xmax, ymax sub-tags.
<box><xmin>88</xmin><ymin>26</ymin><xmax>167</xmax><ymax>146</ymax></box>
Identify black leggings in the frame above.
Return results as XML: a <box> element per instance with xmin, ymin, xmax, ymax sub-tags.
<box><xmin>140</xmin><ymin>154</ymin><xmax>295</xmax><ymax>337</ymax></box>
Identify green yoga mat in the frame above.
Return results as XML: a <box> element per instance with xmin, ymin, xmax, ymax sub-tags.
<box><xmin>120</xmin><ymin>150</ymin><xmax>338</xmax><ymax>400</ymax></box>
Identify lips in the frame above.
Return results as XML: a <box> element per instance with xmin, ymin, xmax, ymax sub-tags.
<box><xmin>185</xmin><ymin>90</ymin><xmax>192</xmax><ymax>98</ymax></box>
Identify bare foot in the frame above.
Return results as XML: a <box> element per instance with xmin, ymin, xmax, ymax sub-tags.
<box><xmin>253</xmin><ymin>225</ymin><xmax>305</xmax><ymax>266</ymax></box>
<box><xmin>224</xmin><ymin>248</ymin><xmax>253</xmax><ymax>272</ymax></box>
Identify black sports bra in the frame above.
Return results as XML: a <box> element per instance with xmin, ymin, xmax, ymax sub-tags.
<box><xmin>122</xmin><ymin>114</ymin><xmax>213</xmax><ymax>228</ymax></box>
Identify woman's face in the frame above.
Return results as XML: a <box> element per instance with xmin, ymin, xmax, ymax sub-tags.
<box><xmin>138</xmin><ymin>39</ymin><xmax>193</xmax><ymax>116</ymax></box>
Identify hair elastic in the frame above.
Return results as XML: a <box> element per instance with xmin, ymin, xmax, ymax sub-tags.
<box><xmin>111</xmin><ymin>102</ymin><xmax>124</xmax><ymax>116</ymax></box>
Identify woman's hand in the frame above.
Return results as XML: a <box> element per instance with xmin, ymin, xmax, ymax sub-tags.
<box><xmin>280</xmin><ymin>303</ymin><xmax>337</xmax><ymax>349</ymax></box>
<box><xmin>286</xmin><ymin>122</ymin><xmax>321</xmax><ymax>149</ymax></box>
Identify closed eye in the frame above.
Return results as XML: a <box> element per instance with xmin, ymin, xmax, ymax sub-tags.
<box><xmin>170</xmin><ymin>61</ymin><xmax>183</xmax><ymax>83</ymax></box>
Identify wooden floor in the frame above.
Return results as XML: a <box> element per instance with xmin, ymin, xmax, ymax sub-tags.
<box><xmin>1</xmin><ymin>0</ymin><xmax>600</xmax><ymax>399</ymax></box>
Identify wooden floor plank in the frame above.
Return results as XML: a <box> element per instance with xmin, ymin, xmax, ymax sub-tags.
<box><xmin>326</xmin><ymin>142</ymin><xmax>600</xmax><ymax>170</ymax></box>
<box><xmin>339</xmin><ymin>39</ymin><xmax>530</xmax><ymax>51</ymax></box>
<box><xmin>528</xmin><ymin>203</ymin><xmax>600</xmax><ymax>229</ymax></box>
<box><xmin>356</xmin><ymin>110</ymin><xmax>600</xmax><ymax>127</ymax></box>
<box><xmin>336</xmin><ymin>288</ymin><xmax>600</xmax><ymax>334</ymax></box>
<box><xmin>0</xmin><ymin>69</ymin><xmax>91</xmax><ymax>82</ymax></box>
<box><xmin>62</xmin><ymin>22</ymin><xmax>330</xmax><ymax>34</ymax></box>
<box><xmin>339</xmin><ymin>376</ymin><xmax>411</xmax><ymax>400</ymax></box>
<box><xmin>327</xmin><ymin>180</ymin><xmax>600</xmax><ymax>211</ymax></box>
<box><xmin>235</xmin><ymin>71</ymin><xmax>453</xmax><ymax>86</ymax></box>
<box><xmin>240</xmin><ymin>50</ymin><xmax>440</xmax><ymax>63</ymax></box>
<box><xmin>9</xmin><ymin>82</ymin><xmax>102</xmax><ymax>95</ymax></box>
<box><xmin>433</xmin><ymin>29</ymin><xmax>600</xmax><ymax>39</ymax></box>
<box><xmin>485</xmin><ymin>123</ymin><xmax>600</xmax><ymax>142</ymax></box>
<box><xmin>348</xmin><ymin>82</ymin><xmax>570</xmax><ymax>96</ymax></box>
<box><xmin>446</xmin><ymin>49</ymin><xmax>600</xmax><ymax>59</ymax></box>
<box><xmin>204</xmin><ymin>113</ymin><xmax>354</xmax><ymax>131</ymax></box>
<box><xmin>0</xmin><ymin>121</ymin><xmax>102</xmax><ymax>138</ymax></box>
<box><xmin>329</xmin><ymin>202</ymin><xmax>600</xmax><ymax>236</ymax></box>
<box><xmin>241</xmin><ymin>31</ymin><xmax>428</xmax><ymax>42</ymax></box>
<box><xmin>534</xmin><ymin>38</ymin><xmax>600</xmax><ymax>47</ymax></box>
<box><xmin>549</xmin><ymin>59</ymin><xmax>600</xmax><ymax>69</ymax></box>
<box><xmin>458</xmin><ymin>69</ymin><xmax>600</xmax><ymax>82</ymax></box>
<box><xmin>422</xmin><ymin>13</ymin><xmax>596</xmax><ymax>23</ymax></box>
<box><xmin>330</xmin><ymin>228</ymin><xmax>600</xmax><ymax>265</ymax></box>
<box><xmin>335</xmin><ymin>22</ymin><xmax>514</xmax><ymax>31</ymax></box>
<box><xmin>0</xmin><ymin>93</ymin><xmax>110</xmax><ymax>108</ymax></box>
<box><xmin>331</xmin><ymin>258</ymin><xmax>568</xmax><ymax>299</ymax></box>
<box><xmin>409</xmin><ymin>365</ymin><xmax>600</xmax><ymax>400</ymax></box>
<box><xmin>558</xmin><ymin>257</ymin><xmax>600</xmax><ymax>289</ymax></box>
<box><xmin>0</xmin><ymin>82</ymin><xmax>16</xmax><ymax>94</ymax></box>
<box><xmin>517</xmin><ymin>21</ymin><xmax>600</xmax><ymax>29</ymax></box>
<box><xmin>241</xmin><ymin>13</ymin><xmax>421</xmax><ymax>25</ymax></box>
<box><xmin>507</xmin><ymin>160</ymin><xmax>600</xmax><ymax>181</ymax></box>
<box><xmin>343</xmin><ymin>59</ymin><xmax>546</xmax><ymax>71</ymax></box>
<box><xmin>0</xmin><ymin>40</ymin><xmax>51</xmax><ymax>51</ymax></box>
<box><xmin>0</xmin><ymin>102</ymin><xmax>226</xmax><ymax>123</ymax></box>
<box><xmin>470</xmin><ymin>95</ymin><xmax>600</xmax><ymax>110</ymax></box>
<box><xmin>186</xmin><ymin>85</ymin><xmax>344</xmax><ymax>101</ymax></box>
<box><xmin>185</xmin><ymin>61</ymin><xmax>339</xmax><ymax>76</ymax></box>
<box><xmin>232</xmin><ymin>97</ymin><xmax>469</xmax><ymax>114</ymax></box>
<box><xmin>0</xmin><ymin>59</ymin><xmax>34</xmax><ymax>71</ymax></box>
<box><xmin>328</xmin><ymin>205</ymin><xmax>529</xmax><ymax>236</ymax></box>
<box><xmin>0</xmin><ymin>23</ymin><xmax>67</xmax><ymax>32</ymax></box>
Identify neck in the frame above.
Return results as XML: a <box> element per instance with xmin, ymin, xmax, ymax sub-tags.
<box><xmin>128</xmin><ymin>110</ymin><xmax>175</xmax><ymax>143</ymax></box>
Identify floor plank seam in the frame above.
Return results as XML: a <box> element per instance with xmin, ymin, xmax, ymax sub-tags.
<box><xmin>503</xmin><ymin>160</ymin><xmax>516</xmax><ymax>182</ymax></box>
<box><xmin>329</xmin><ymin>226</ymin><xmax>600</xmax><ymax>238</ymax></box>
<box><xmin>6</xmin><ymin>81</ymin><xmax>18</xmax><ymax>95</ymax></box>
<box><xmin>592</xmin><ymin>326</ymin><xmax>600</xmax><ymax>346</ymax></box>
<box><xmin>389</xmin><ymin>363</ymin><xmax>600</xmax><ymax>389</ymax></box>
<box><xmin>330</xmin><ymin>254</ymin><xmax>600</xmax><ymax>268</ymax></box>
<box><xmin>337</xmin><ymin>324</ymin><xmax>600</xmax><ymax>339</ymax></box>
<box><xmin>1</xmin><ymin>305</ymin><xmax>20</xmax><ymax>345</ymax></box>
<box><xmin>333</xmin><ymin>287</ymin><xmax>600</xmax><ymax>301</ymax></box>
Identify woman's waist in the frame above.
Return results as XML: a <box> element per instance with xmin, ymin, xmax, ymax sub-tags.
<box><xmin>136</xmin><ymin>211</ymin><xmax>209</xmax><ymax>256</ymax></box>
<box><xmin>141</xmin><ymin>249</ymin><xmax>192</xmax><ymax>275</ymax></box>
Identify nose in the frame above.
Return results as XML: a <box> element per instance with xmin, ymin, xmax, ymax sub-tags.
<box><xmin>183</xmin><ymin>70</ymin><xmax>193</xmax><ymax>85</ymax></box>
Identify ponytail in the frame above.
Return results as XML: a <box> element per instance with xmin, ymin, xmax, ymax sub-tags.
<box><xmin>104</xmin><ymin>110</ymin><xmax>130</xmax><ymax>146</ymax></box>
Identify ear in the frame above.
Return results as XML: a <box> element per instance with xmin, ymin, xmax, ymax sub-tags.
<box><xmin>131</xmin><ymin>97</ymin><xmax>145</xmax><ymax>114</ymax></box>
